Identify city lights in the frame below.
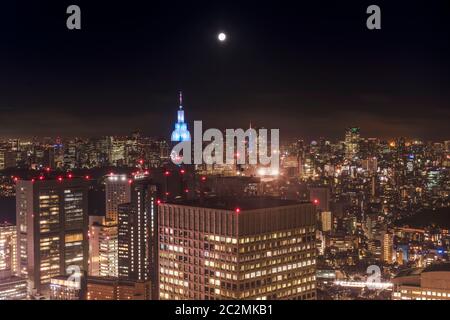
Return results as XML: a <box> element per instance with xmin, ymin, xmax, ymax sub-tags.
<box><xmin>0</xmin><ymin>1</ymin><xmax>448</xmax><ymax>306</ymax></box>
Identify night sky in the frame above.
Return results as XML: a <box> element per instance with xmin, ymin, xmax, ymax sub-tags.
<box><xmin>0</xmin><ymin>1</ymin><xmax>449</xmax><ymax>141</ymax></box>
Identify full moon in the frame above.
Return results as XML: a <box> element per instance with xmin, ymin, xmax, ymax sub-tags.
<box><xmin>218</xmin><ymin>33</ymin><xmax>227</xmax><ymax>42</ymax></box>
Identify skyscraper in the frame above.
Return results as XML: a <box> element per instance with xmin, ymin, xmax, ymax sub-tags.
<box><xmin>383</xmin><ymin>232</ymin><xmax>394</xmax><ymax>264</ymax></box>
<box><xmin>89</xmin><ymin>219</ymin><xmax>118</xmax><ymax>277</ymax></box>
<box><xmin>105</xmin><ymin>174</ymin><xmax>131</xmax><ymax>223</ymax></box>
<box><xmin>158</xmin><ymin>197</ymin><xmax>317</xmax><ymax>300</ymax></box>
<box><xmin>321</xmin><ymin>211</ymin><xmax>333</xmax><ymax>232</ymax></box>
<box><xmin>344</xmin><ymin>127</ymin><xmax>360</xmax><ymax>160</ymax></box>
<box><xmin>117</xmin><ymin>175</ymin><xmax>160</xmax><ymax>299</ymax></box>
<box><xmin>15</xmin><ymin>177</ymin><xmax>89</xmax><ymax>295</ymax></box>
<box><xmin>171</xmin><ymin>91</ymin><xmax>191</xmax><ymax>142</ymax></box>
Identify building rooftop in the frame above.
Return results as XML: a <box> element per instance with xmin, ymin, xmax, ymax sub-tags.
<box><xmin>395</xmin><ymin>263</ymin><xmax>450</xmax><ymax>279</ymax></box>
<box><xmin>423</xmin><ymin>262</ymin><xmax>450</xmax><ymax>273</ymax></box>
<box><xmin>166</xmin><ymin>196</ymin><xmax>309</xmax><ymax>211</ymax></box>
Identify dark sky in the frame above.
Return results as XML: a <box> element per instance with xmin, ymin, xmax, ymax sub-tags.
<box><xmin>0</xmin><ymin>0</ymin><xmax>449</xmax><ymax>141</ymax></box>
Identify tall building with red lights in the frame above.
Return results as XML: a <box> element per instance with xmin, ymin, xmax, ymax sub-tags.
<box><xmin>117</xmin><ymin>175</ymin><xmax>160</xmax><ymax>299</ymax></box>
<box><xmin>158</xmin><ymin>198</ymin><xmax>317</xmax><ymax>300</ymax></box>
<box><xmin>15</xmin><ymin>177</ymin><xmax>89</xmax><ymax>296</ymax></box>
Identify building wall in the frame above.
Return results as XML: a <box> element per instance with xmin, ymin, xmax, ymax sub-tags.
<box><xmin>87</xmin><ymin>277</ymin><xmax>151</xmax><ymax>300</ymax></box>
<box><xmin>158</xmin><ymin>202</ymin><xmax>316</xmax><ymax>300</ymax></box>
<box><xmin>15</xmin><ymin>179</ymin><xmax>89</xmax><ymax>295</ymax></box>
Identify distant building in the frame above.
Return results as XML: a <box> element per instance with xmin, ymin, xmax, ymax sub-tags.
<box><xmin>89</xmin><ymin>219</ymin><xmax>118</xmax><ymax>277</ymax></box>
<box><xmin>321</xmin><ymin>211</ymin><xmax>333</xmax><ymax>232</ymax></box>
<box><xmin>171</xmin><ymin>91</ymin><xmax>191</xmax><ymax>142</ymax></box>
<box><xmin>15</xmin><ymin>178</ymin><xmax>89</xmax><ymax>296</ymax></box>
<box><xmin>105</xmin><ymin>174</ymin><xmax>131</xmax><ymax>223</ymax></box>
<box><xmin>367</xmin><ymin>239</ymin><xmax>382</xmax><ymax>258</ymax></box>
<box><xmin>0</xmin><ymin>220</ymin><xmax>25</xmax><ymax>301</ymax></box>
<box><xmin>86</xmin><ymin>276</ymin><xmax>151</xmax><ymax>300</ymax></box>
<box><xmin>308</xmin><ymin>186</ymin><xmax>330</xmax><ymax>212</ymax></box>
<box><xmin>392</xmin><ymin>263</ymin><xmax>450</xmax><ymax>300</ymax></box>
<box><xmin>361</xmin><ymin>157</ymin><xmax>377</xmax><ymax>174</ymax></box>
<box><xmin>0</xmin><ymin>273</ymin><xmax>27</xmax><ymax>300</ymax></box>
<box><xmin>50</xmin><ymin>274</ymin><xmax>85</xmax><ymax>300</ymax></box>
<box><xmin>159</xmin><ymin>197</ymin><xmax>317</xmax><ymax>300</ymax></box>
<box><xmin>0</xmin><ymin>150</ymin><xmax>16</xmax><ymax>170</ymax></box>
<box><xmin>344</xmin><ymin>127</ymin><xmax>360</xmax><ymax>160</ymax></box>
<box><xmin>0</xmin><ymin>223</ymin><xmax>17</xmax><ymax>274</ymax></box>
<box><xmin>382</xmin><ymin>232</ymin><xmax>394</xmax><ymax>264</ymax></box>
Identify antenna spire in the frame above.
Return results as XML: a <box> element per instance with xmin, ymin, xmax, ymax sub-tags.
<box><xmin>179</xmin><ymin>91</ymin><xmax>183</xmax><ymax>109</ymax></box>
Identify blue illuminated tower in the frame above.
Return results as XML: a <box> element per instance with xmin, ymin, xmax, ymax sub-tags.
<box><xmin>171</xmin><ymin>91</ymin><xmax>191</xmax><ymax>142</ymax></box>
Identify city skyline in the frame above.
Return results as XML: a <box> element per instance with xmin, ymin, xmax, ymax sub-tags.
<box><xmin>1</xmin><ymin>0</ymin><xmax>450</xmax><ymax>304</ymax></box>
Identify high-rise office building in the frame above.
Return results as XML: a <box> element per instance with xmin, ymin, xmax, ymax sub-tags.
<box><xmin>344</xmin><ymin>127</ymin><xmax>360</xmax><ymax>160</ymax></box>
<box><xmin>0</xmin><ymin>274</ymin><xmax>28</xmax><ymax>300</ymax></box>
<box><xmin>383</xmin><ymin>232</ymin><xmax>394</xmax><ymax>264</ymax></box>
<box><xmin>158</xmin><ymin>197</ymin><xmax>317</xmax><ymax>300</ymax></box>
<box><xmin>0</xmin><ymin>223</ymin><xmax>26</xmax><ymax>300</ymax></box>
<box><xmin>89</xmin><ymin>219</ymin><xmax>118</xmax><ymax>277</ymax></box>
<box><xmin>15</xmin><ymin>177</ymin><xmax>89</xmax><ymax>295</ymax></box>
<box><xmin>0</xmin><ymin>223</ymin><xmax>17</xmax><ymax>274</ymax></box>
<box><xmin>362</xmin><ymin>157</ymin><xmax>378</xmax><ymax>174</ymax></box>
<box><xmin>118</xmin><ymin>175</ymin><xmax>159</xmax><ymax>299</ymax></box>
<box><xmin>321</xmin><ymin>211</ymin><xmax>333</xmax><ymax>232</ymax></box>
<box><xmin>105</xmin><ymin>174</ymin><xmax>131</xmax><ymax>223</ymax></box>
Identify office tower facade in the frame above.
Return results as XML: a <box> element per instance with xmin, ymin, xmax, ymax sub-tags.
<box><xmin>105</xmin><ymin>174</ymin><xmax>131</xmax><ymax>223</ymax></box>
<box><xmin>383</xmin><ymin>232</ymin><xmax>394</xmax><ymax>264</ymax></box>
<box><xmin>117</xmin><ymin>176</ymin><xmax>159</xmax><ymax>299</ymax></box>
<box><xmin>362</xmin><ymin>157</ymin><xmax>378</xmax><ymax>174</ymax></box>
<box><xmin>0</xmin><ymin>274</ymin><xmax>28</xmax><ymax>300</ymax></box>
<box><xmin>49</xmin><ymin>274</ymin><xmax>85</xmax><ymax>300</ymax></box>
<box><xmin>159</xmin><ymin>198</ymin><xmax>317</xmax><ymax>300</ymax></box>
<box><xmin>0</xmin><ymin>223</ymin><xmax>27</xmax><ymax>300</ymax></box>
<box><xmin>0</xmin><ymin>223</ymin><xmax>17</xmax><ymax>274</ymax></box>
<box><xmin>86</xmin><ymin>276</ymin><xmax>151</xmax><ymax>300</ymax></box>
<box><xmin>89</xmin><ymin>219</ymin><xmax>118</xmax><ymax>277</ymax></box>
<box><xmin>321</xmin><ymin>211</ymin><xmax>333</xmax><ymax>232</ymax></box>
<box><xmin>344</xmin><ymin>127</ymin><xmax>360</xmax><ymax>160</ymax></box>
<box><xmin>15</xmin><ymin>178</ymin><xmax>89</xmax><ymax>295</ymax></box>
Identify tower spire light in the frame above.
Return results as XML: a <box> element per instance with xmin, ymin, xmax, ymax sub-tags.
<box><xmin>171</xmin><ymin>91</ymin><xmax>191</xmax><ymax>142</ymax></box>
